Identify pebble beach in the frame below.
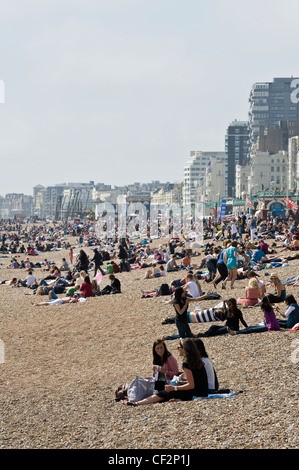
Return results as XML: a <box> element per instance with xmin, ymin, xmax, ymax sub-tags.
<box><xmin>0</xmin><ymin>232</ymin><xmax>298</xmax><ymax>450</ymax></box>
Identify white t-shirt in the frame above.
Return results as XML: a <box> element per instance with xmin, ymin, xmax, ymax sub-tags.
<box><xmin>26</xmin><ymin>274</ymin><xmax>36</xmax><ymax>286</ymax></box>
<box><xmin>186</xmin><ymin>281</ymin><xmax>200</xmax><ymax>298</ymax></box>
<box><xmin>202</xmin><ymin>357</ymin><xmax>217</xmax><ymax>391</ymax></box>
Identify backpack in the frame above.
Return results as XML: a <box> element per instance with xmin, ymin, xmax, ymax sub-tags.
<box><xmin>157</xmin><ymin>283</ymin><xmax>171</xmax><ymax>296</ymax></box>
<box><xmin>205</xmin><ymin>292</ymin><xmax>221</xmax><ymax>300</ymax></box>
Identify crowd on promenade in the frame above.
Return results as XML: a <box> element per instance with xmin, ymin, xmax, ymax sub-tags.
<box><xmin>0</xmin><ymin>212</ymin><xmax>299</xmax><ymax>406</ymax></box>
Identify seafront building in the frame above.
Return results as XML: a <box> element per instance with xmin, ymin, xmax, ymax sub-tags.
<box><xmin>248</xmin><ymin>77</ymin><xmax>299</xmax><ymax>156</ymax></box>
<box><xmin>183</xmin><ymin>151</ymin><xmax>226</xmax><ymax>205</ymax></box>
<box><xmin>225</xmin><ymin>120</ymin><xmax>250</xmax><ymax>198</ymax></box>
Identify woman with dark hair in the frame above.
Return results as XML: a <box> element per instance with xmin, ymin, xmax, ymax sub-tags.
<box><xmin>80</xmin><ymin>275</ymin><xmax>93</xmax><ymax>298</ymax></box>
<box><xmin>197</xmin><ymin>298</ymin><xmax>248</xmax><ymax>337</ymax></box>
<box><xmin>118</xmin><ymin>244</ymin><xmax>127</xmax><ymax>261</ymax></box>
<box><xmin>165</xmin><ymin>287</ymin><xmax>211</xmax><ymax>338</ymax></box>
<box><xmin>228</xmin><ymin>297</ymin><xmax>280</xmax><ymax>335</ymax></box>
<box><xmin>75</xmin><ymin>249</ymin><xmax>89</xmax><ymax>272</ymax></box>
<box><xmin>122</xmin><ymin>338</ymin><xmax>208</xmax><ymax>406</ymax></box>
<box><xmin>275</xmin><ymin>294</ymin><xmax>299</xmax><ymax>329</ymax></box>
<box><xmin>152</xmin><ymin>339</ymin><xmax>179</xmax><ymax>391</ymax></box>
<box><xmin>90</xmin><ymin>248</ymin><xmax>104</xmax><ymax>276</ymax></box>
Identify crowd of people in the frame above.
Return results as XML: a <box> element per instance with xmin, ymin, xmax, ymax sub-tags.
<box><xmin>120</xmin><ymin>213</ymin><xmax>299</xmax><ymax>406</ymax></box>
<box><xmin>1</xmin><ymin>212</ymin><xmax>299</xmax><ymax>408</ymax></box>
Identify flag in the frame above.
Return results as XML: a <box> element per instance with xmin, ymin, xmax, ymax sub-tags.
<box><xmin>284</xmin><ymin>197</ymin><xmax>299</xmax><ymax>212</ymax></box>
<box><xmin>220</xmin><ymin>200</ymin><xmax>226</xmax><ymax>220</ymax></box>
<box><xmin>245</xmin><ymin>196</ymin><xmax>255</xmax><ymax>210</ymax></box>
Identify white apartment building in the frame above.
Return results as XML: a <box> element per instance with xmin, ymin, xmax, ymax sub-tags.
<box><xmin>203</xmin><ymin>159</ymin><xmax>226</xmax><ymax>204</ymax></box>
<box><xmin>183</xmin><ymin>151</ymin><xmax>226</xmax><ymax>205</ymax></box>
<box><xmin>248</xmin><ymin>148</ymin><xmax>288</xmax><ymax>195</ymax></box>
<box><xmin>235</xmin><ymin>165</ymin><xmax>251</xmax><ymax>198</ymax></box>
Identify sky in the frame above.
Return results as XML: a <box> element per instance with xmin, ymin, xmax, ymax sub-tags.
<box><xmin>0</xmin><ymin>0</ymin><xmax>299</xmax><ymax>196</ymax></box>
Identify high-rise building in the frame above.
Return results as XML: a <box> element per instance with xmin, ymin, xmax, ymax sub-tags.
<box><xmin>258</xmin><ymin>120</ymin><xmax>299</xmax><ymax>153</ymax></box>
<box><xmin>225</xmin><ymin>120</ymin><xmax>250</xmax><ymax>198</ymax></box>
<box><xmin>248</xmin><ymin>77</ymin><xmax>299</xmax><ymax>155</ymax></box>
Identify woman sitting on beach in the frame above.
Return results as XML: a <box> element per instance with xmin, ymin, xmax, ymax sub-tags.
<box><xmin>122</xmin><ymin>338</ymin><xmax>208</xmax><ymax>406</ymax></box>
<box><xmin>197</xmin><ymin>298</ymin><xmax>248</xmax><ymax>337</ymax></box>
<box><xmin>264</xmin><ymin>273</ymin><xmax>286</xmax><ymax>304</ymax></box>
<box><xmin>183</xmin><ymin>273</ymin><xmax>203</xmax><ymax>297</ymax></box>
<box><xmin>275</xmin><ymin>294</ymin><xmax>299</xmax><ymax>329</ymax></box>
<box><xmin>75</xmin><ymin>249</ymin><xmax>89</xmax><ymax>272</ymax></box>
<box><xmin>247</xmin><ymin>271</ymin><xmax>266</xmax><ymax>296</ymax></box>
<box><xmin>228</xmin><ymin>297</ymin><xmax>280</xmax><ymax>335</ymax></box>
<box><xmin>152</xmin><ymin>339</ymin><xmax>179</xmax><ymax>391</ymax></box>
<box><xmin>237</xmin><ymin>277</ymin><xmax>261</xmax><ymax>307</ymax></box>
<box><xmin>79</xmin><ymin>275</ymin><xmax>93</xmax><ymax>298</ymax></box>
<box><xmin>280</xmin><ymin>235</ymin><xmax>299</xmax><ymax>251</ymax></box>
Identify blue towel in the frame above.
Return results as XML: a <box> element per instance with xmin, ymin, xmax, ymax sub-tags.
<box><xmin>271</xmin><ymin>262</ymin><xmax>282</xmax><ymax>268</ymax></box>
<box><xmin>193</xmin><ymin>392</ymin><xmax>236</xmax><ymax>399</ymax></box>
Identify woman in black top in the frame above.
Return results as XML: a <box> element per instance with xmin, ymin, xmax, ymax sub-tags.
<box><xmin>197</xmin><ymin>298</ymin><xmax>248</xmax><ymax>337</ymax></box>
<box><xmin>165</xmin><ymin>287</ymin><xmax>211</xmax><ymax>338</ymax></box>
<box><xmin>90</xmin><ymin>248</ymin><xmax>104</xmax><ymax>276</ymax></box>
<box><xmin>122</xmin><ymin>338</ymin><xmax>208</xmax><ymax>406</ymax></box>
<box><xmin>75</xmin><ymin>249</ymin><xmax>89</xmax><ymax>272</ymax></box>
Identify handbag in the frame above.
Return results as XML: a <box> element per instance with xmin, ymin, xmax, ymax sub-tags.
<box><xmin>127</xmin><ymin>376</ymin><xmax>155</xmax><ymax>402</ymax></box>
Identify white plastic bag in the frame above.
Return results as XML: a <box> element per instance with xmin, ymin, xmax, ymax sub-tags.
<box><xmin>127</xmin><ymin>376</ymin><xmax>155</xmax><ymax>402</ymax></box>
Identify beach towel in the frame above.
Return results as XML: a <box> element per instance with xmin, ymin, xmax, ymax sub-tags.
<box><xmin>188</xmin><ymin>308</ymin><xmax>222</xmax><ymax>323</ymax></box>
<box><xmin>193</xmin><ymin>392</ymin><xmax>236</xmax><ymax>399</ymax></box>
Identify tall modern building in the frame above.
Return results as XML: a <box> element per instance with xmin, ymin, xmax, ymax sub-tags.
<box><xmin>225</xmin><ymin>120</ymin><xmax>250</xmax><ymax>198</ymax></box>
<box><xmin>248</xmin><ymin>77</ymin><xmax>299</xmax><ymax>155</ymax></box>
<box><xmin>258</xmin><ymin>120</ymin><xmax>299</xmax><ymax>153</ymax></box>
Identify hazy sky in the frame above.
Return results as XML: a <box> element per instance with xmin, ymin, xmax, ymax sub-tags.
<box><xmin>1</xmin><ymin>0</ymin><xmax>299</xmax><ymax>196</ymax></box>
